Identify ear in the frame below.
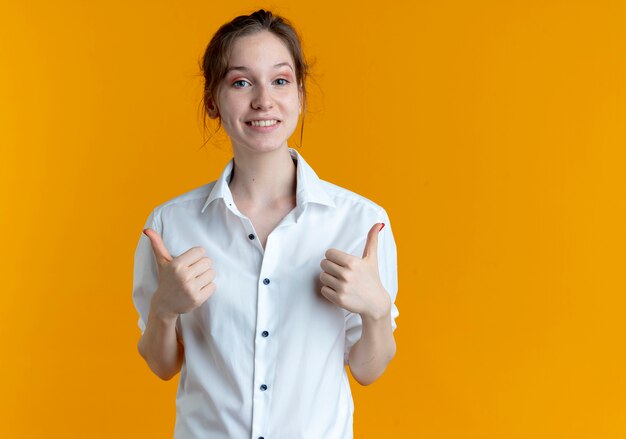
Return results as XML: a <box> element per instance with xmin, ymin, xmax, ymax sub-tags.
<box><xmin>206</xmin><ymin>96</ymin><xmax>219</xmax><ymax>119</ymax></box>
<box><xmin>298</xmin><ymin>85</ymin><xmax>303</xmax><ymax>115</ymax></box>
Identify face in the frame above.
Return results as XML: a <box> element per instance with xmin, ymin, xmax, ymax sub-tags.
<box><xmin>209</xmin><ymin>30</ymin><xmax>302</xmax><ymax>155</ymax></box>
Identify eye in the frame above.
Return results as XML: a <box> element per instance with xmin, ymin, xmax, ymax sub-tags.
<box><xmin>232</xmin><ymin>79</ymin><xmax>250</xmax><ymax>88</ymax></box>
<box><xmin>274</xmin><ymin>78</ymin><xmax>290</xmax><ymax>86</ymax></box>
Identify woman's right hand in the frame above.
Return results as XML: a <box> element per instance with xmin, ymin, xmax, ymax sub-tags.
<box><xmin>143</xmin><ymin>228</ymin><xmax>217</xmax><ymax>320</ymax></box>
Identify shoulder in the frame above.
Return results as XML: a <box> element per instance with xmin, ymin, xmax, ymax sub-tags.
<box><xmin>319</xmin><ymin>179</ymin><xmax>388</xmax><ymax>221</ymax></box>
<box><xmin>151</xmin><ymin>181</ymin><xmax>216</xmax><ymax>218</ymax></box>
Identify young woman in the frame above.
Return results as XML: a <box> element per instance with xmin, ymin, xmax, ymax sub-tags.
<box><xmin>133</xmin><ymin>9</ymin><xmax>399</xmax><ymax>438</ymax></box>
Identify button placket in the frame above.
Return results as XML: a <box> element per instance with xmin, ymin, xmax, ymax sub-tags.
<box><xmin>251</xmin><ymin>230</ymin><xmax>280</xmax><ymax>437</ymax></box>
<box><xmin>241</xmin><ymin>217</ymin><xmax>263</xmax><ymax>254</ymax></box>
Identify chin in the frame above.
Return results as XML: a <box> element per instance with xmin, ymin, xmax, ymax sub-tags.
<box><xmin>235</xmin><ymin>141</ymin><xmax>289</xmax><ymax>154</ymax></box>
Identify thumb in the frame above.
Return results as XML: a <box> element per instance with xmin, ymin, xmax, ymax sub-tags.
<box><xmin>143</xmin><ymin>228</ymin><xmax>173</xmax><ymax>266</ymax></box>
<box><xmin>362</xmin><ymin>223</ymin><xmax>385</xmax><ymax>260</ymax></box>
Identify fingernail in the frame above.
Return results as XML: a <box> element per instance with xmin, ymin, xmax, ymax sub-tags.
<box><xmin>379</xmin><ymin>223</ymin><xmax>385</xmax><ymax>232</ymax></box>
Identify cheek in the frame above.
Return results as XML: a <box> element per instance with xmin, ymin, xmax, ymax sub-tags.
<box><xmin>282</xmin><ymin>94</ymin><xmax>302</xmax><ymax>116</ymax></box>
<box><xmin>216</xmin><ymin>89</ymin><xmax>240</xmax><ymax>113</ymax></box>
<box><xmin>218</xmin><ymin>98</ymin><xmax>245</xmax><ymax>123</ymax></box>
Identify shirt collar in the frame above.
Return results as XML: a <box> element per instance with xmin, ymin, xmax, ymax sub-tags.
<box><xmin>200</xmin><ymin>148</ymin><xmax>336</xmax><ymax>214</ymax></box>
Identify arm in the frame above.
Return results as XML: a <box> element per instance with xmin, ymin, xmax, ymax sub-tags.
<box><xmin>348</xmin><ymin>301</ymin><xmax>397</xmax><ymax>386</ymax></box>
<box><xmin>137</xmin><ymin>294</ymin><xmax>184</xmax><ymax>381</ymax></box>
<box><xmin>133</xmin><ymin>215</ymin><xmax>213</xmax><ymax>382</ymax></box>
<box><xmin>320</xmin><ymin>219</ymin><xmax>399</xmax><ymax>385</ymax></box>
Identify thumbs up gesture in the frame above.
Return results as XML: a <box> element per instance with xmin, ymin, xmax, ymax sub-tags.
<box><xmin>319</xmin><ymin>223</ymin><xmax>391</xmax><ymax>320</ymax></box>
<box><xmin>143</xmin><ymin>228</ymin><xmax>217</xmax><ymax>320</ymax></box>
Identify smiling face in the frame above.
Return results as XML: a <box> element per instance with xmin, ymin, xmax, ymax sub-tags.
<box><xmin>209</xmin><ymin>30</ymin><xmax>303</xmax><ymax>155</ymax></box>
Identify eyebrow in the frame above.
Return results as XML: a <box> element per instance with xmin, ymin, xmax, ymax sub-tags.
<box><xmin>225</xmin><ymin>62</ymin><xmax>294</xmax><ymax>74</ymax></box>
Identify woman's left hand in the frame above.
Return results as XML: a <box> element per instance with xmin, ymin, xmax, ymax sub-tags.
<box><xmin>319</xmin><ymin>223</ymin><xmax>391</xmax><ymax>320</ymax></box>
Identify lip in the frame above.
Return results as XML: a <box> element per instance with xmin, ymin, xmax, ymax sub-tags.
<box><xmin>246</xmin><ymin>117</ymin><xmax>281</xmax><ymax>121</ymax></box>
<box><xmin>244</xmin><ymin>119</ymin><xmax>281</xmax><ymax>132</ymax></box>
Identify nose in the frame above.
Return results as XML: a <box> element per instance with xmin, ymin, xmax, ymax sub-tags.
<box><xmin>251</xmin><ymin>84</ymin><xmax>274</xmax><ymax>110</ymax></box>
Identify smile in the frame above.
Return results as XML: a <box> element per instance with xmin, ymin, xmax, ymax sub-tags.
<box><xmin>246</xmin><ymin>120</ymin><xmax>279</xmax><ymax>127</ymax></box>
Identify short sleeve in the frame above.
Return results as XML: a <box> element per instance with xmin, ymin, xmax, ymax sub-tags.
<box><xmin>132</xmin><ymin>209</ymin><xmax>182</xmax><ymax>341</ymax></box>
<box><xmin>344</xmin><ymin>209</ymin><xmax>399</xmax><ymax>365</ymax></box>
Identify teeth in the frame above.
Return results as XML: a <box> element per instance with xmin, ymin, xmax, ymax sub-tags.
<box><xmin>250</xmin><ymin>120</ymin><xmax>278</xmax><ymax>127</ymax></box>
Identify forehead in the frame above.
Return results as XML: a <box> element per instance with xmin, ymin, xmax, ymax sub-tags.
<box><xmin>227</xmin><ymin>30</ymin><xmax>295</xmax><ymax>69</ymax></box>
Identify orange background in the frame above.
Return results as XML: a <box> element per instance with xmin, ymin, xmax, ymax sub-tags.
<box><xmin>2</xmin><ymin>1</ymin><xmax>625</xmax><ymax>437</ymax></box>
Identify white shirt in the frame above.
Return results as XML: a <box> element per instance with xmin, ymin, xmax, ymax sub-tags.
<box><xmin>132</xmin><ymin>148</ymin><xmax>399</xmax><ymax>439</ymax></box>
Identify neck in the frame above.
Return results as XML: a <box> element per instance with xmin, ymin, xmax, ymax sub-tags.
<box><xmin>228</xmin><ymin>146</ymin><xmax>297</xmax><ymax>207</ymax></box>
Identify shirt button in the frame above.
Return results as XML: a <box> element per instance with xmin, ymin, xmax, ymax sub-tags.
<box><xmin>259</xmin><ymin>437</ymin><xmax>265</xmax><ymax>439</ymax></box>
<box><xmin>248</xmin><ymin>233</ymin><xmax>255</xmax><ymax>240</ymax></box>
<box><xmin>262</xmin><ymin>331</ymin><xmax>269</xmax><ymax>337</ymax></box>
<box><xmin>263</xmin><ymin>278</ymin><xmax>270</xmax><ymax>285</ymax></box>
<box><xmin>260</xmin><ymin>384</ymin><xmax>268</xmax><ymax>391</ymax></box>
